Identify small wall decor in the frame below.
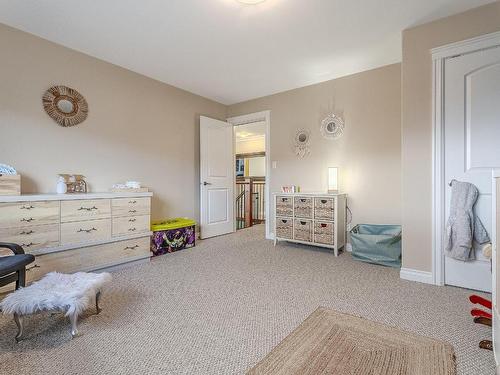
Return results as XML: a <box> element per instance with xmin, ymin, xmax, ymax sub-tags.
<box><xmin>43</xmin><ymin>86</ymin><xmax>88</xmax><ymax>127</ymax></box>
<box><xmin>293</xmin><ymin>129</ymin><xmax>311</xmax><ymax>158</ymax></box>
<box><xmin>320</xmin><ymin>113</ymin><xmax>344</xmax><ymax>140</ymax></box>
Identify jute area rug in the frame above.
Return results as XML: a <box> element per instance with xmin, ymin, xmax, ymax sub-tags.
<box><xmin>247</xmin><ymin>307</ymin><xmax>456</xmax><ymax>375</ymax></box>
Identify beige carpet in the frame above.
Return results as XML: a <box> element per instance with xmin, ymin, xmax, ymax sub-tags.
<box><xmin>0</xmin><ymin>225</ymin><xmax>495</xmax><ymax>374</ymax></box>
<box><xmin>248</xmin><ymin>307</ymin><xmax>456</xmax><ymax>375</ymax></box>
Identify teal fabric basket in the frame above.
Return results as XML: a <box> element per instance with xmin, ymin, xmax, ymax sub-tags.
<box><xmin>350</xmin><ymin>224</ymin><xmax>402</xmax><ymax>268</ymax></box>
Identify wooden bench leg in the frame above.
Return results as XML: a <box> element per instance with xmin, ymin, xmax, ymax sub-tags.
<box><xmin>14</xmin><ymin>313</ymin><xmax>23</xmax><ymax>342</ymax></box>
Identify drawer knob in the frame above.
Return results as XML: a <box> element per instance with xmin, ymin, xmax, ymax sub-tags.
<box><xmin>300</xmin><ymin>199</ymin><xmax>306</xmax><ymax>203</ymax></box>
<box><xmin>20</xmin><ymin>205</ymin><xmax>35</xmax><ymax>210</ymax></box>
<box><xmin>20</xmin><ymin>230</ymin><xmax>35</xmax><ymax>235</ymax></box>
<box><xmin>321</xmin><ymin>223</ymin><xmax>328</xmax><ymax>228</ymax></box>
<box><xmin>78</xmin><ymin>227</ymin><xmax>97</xmax><ymax>233</ymax></box>
<box><xmin>26</xmin><ymin>264</ymin><xmax>40</xmax><ymax>272</ymax></box>
<box><xmin>321</xmin><ymin>200</ymin><xmax>327</xmax><ymax>204</ymax></box>
<box><xmin>281</xmin><ymin>198</ymin><xmax>288</xmax><ymax>202</ymax></box>
<box><xmin>128</xmin><ymin>228</ymin><xmax>137</xmax><ymax>232</ymax></box>
<box><xmin>78</xmin><ymin>206</ymin><xmax>98</xmax><ymax>211</ymax></box>
<box><xmin>129</xmin><ymin>200</ymin><xmax>137</xmax><ymax>204</ymax></box>
<box><xmin>124</xmin><ymin>245</ymin><xmax>139</xmax><ymax>250</ymax></box>
<box><xmin>20</xmin><ymin>217</ymin><xmax>34</xmax><ymax>223</ymax></box>
<box><xmin>300</xmin><ymin>221</ymin><xmax>307</xmax><ymax>225</ymax></box>
<box><xmin>281</xmin><ymin>220</ymin><xmax>288</xmax><ymax>224</ymax></box>
<box><xmin>129</xmin><ymin>210</ymin><xmax>137</xmax><ymax>213</ymax></box>
<box><xmin>128</xmin><ymin>218</ymin><xmax>137</xmax><ymax>222</ymax></box>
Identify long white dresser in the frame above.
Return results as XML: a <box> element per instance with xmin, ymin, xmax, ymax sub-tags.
<box><xmin>0</xmin><ymin>192</ymin><xmax>152</xmax><ymax>292</ymax></box>
<box><xmin>274</xmin><ymin>192</ymin><xmax>347</xmax><ymax>256</ymax></box>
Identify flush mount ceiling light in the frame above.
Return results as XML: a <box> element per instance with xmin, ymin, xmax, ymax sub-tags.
<box><xmin>237</xmin><ymin>0</ymin><xmax>266</xmax><ymax>4</ymax></box>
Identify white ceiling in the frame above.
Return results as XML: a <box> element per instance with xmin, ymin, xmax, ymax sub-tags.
<box><xmin>0</xmin><ymin>0</ymin><xmax>494</xmax><ymax>104</ymax></box>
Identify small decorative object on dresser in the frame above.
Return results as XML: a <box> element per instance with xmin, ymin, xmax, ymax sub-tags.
<box><xmin>0</xmin><ymin>164</ymin><xmax>20</xmax><ymax>196</ymax></box>
<box><xmin>274</xmin><ymin>192</ymin><xmax>347</xmax><ymax>256</ymax></box>
<box><xmin>0</xmin><ymin>191</ymin><xmax>153</xmax><ymax>293</ymax></box>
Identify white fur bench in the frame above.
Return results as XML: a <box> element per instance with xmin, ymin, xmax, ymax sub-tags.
<box><xmin>1</xmin><ymin>271</ymin><xmax>112</xmax><ymax>341</ymax></box>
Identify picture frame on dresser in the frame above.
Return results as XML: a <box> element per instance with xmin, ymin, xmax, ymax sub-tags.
<box><xmin>0</xmin><ymin>191</ymin><xmax>153</xmax><ymax>293</ymax></box>
<box><xmin>273</xmin><ymin>192</ymin><xmax>347</xmax><ymax>256</ymax></box>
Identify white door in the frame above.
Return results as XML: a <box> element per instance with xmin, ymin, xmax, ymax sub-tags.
<box><xmin>444</xmin><ymin>45</ymin><xmax>500</xmax><ymax>292</ymax></box>
<box><xmin>200</xmin><ymin>116</ymin><xmax>235</xmax><ymax>239</ymax></box>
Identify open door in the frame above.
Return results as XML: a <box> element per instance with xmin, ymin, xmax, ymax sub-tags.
<box><xmin>200</xmin><ymin>116</ymin><xmax>235</xmax><ymax>239</ymax></box>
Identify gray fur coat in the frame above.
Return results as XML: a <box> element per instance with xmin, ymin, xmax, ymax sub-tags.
<box><xmin>445</xmin><ymin>180</ymin><xmax>490</xmax><ymax>261</ymax></box>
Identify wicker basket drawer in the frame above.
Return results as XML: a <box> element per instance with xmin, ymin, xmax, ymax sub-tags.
<box><xmin>294</xmin><ymin>197</ymin><xmax>313</xmax><ymax>218</ymax></box>
<box><xmin>276</xmin><ymin>217</ymin><xmax>293</xmax><ymax>239</ymax></box>
<box><xmin>294</xmin><ymin>219</ymin><xmax>312</xmax><ymax>242</ymax></box>
<box><xmin>314</xmin><ymin>198</ymin><xmax>335</xmax><ymax>220</ymax></box>
<box><xmin>314</xmin><ymin>221</ymin><xmax>334</xmax><ymax>245</ymax></box>
<box><xmin>276</xmin><ymin>196</ymin><xmax>293</xmax><ymax>217</ymax></box>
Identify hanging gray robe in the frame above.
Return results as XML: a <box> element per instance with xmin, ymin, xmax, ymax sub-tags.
<box><xmin>445</xmin><ymin>180</ymin><xmax>490</xmax><ymax>261</ymax></box>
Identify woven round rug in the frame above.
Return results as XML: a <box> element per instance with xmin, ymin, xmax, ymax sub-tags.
<box><xmin>247</xmin><ymin>307</ymin><xmax>456</xmax><ymax>375</ymax></box>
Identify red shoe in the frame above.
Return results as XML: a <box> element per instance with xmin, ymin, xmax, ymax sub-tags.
<box><xmin>471</xmin><ymin>308</ymin><xmax>492</xmax><ymax>319</ymax></box>
<box><xmin>469</xmin><ymin>295</ymin><xmax>492</xmax><ymax>310</ymax></box>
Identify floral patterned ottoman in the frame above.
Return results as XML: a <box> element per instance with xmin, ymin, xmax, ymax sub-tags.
<box><xmin>151</xmin><ymin>218</ymin><xmax>196</xmax><ymax>256</ymax></box>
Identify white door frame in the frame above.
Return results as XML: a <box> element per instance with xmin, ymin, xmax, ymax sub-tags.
<box><xmin>431</xmin><ymin>31</ymin><xmax>500</xmax><ymax>286</ymax></box>
<box><xmin>227</xmin><ymin>110</ymin><xmax>272</xmax><ymax>240</ymax></box>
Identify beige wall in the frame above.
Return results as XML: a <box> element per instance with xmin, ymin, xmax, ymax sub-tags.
<box><xmin>0</xmin><ymin>24</ymin><xmax>226</xmax><ymax>221</ymax></box>
<box><xmin>235</xmin><ymin>137</ymin><xmax>266</xmax><ymax>154</ymax></box>
<box><xmin>402</xmin><ymin>2</ymin><xmax>500</xmax><ymax>272</ymax></box>
<box><xmin>228</xmin><ymin>64</ymin><xmax>402</xmax><ymax>231</ymax></box>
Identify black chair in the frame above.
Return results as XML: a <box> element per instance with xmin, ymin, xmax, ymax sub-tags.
<box><xmin>0</xmin><ymin>243</ymin><xmax>35</xmax><ymax>290</ymax></box>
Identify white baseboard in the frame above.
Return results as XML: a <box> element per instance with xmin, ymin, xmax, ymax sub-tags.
<box><xmin>266</xmin><ymin>232</ymin><xmax>275</xmax><ymax>240</ymax></box>
<box><xmin>400</xmin><ymin>267</ymin><xmax>434</xmax><ymax>285</ymax></box>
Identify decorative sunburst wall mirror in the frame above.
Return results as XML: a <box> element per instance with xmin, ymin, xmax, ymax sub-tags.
<box><xmin>320</xmin><ymin>113</ymin><xmax>344</xmax><ymax>140</ymax></box>
<box><xmin>42</xmin><ymin>86</ymin><xmax>88</xmax><ymax>127</ymax></box>
<box><xmin>293</xmin><ymin>129</ymin><xmax>311</xmax><ymax>158</ymax></box>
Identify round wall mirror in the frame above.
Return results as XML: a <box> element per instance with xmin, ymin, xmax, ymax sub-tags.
<box><xmin>293</xmin><ymin>129</ymin><xmax>311</xmax><ymax>158</ymax></box>
<box><xmin>56</xmin><ymin>98</ymin><xmax>76</xmax><ymax>114</ymax></box>
<box><xmin>43</xmin><ymin>86</ymin><xmax>88</xmax><ymax>127</ymax></box>
<box><xmin>320</xmin><ymin>113</ymin><xmax>344</xmax><ymax>140</ymax></box>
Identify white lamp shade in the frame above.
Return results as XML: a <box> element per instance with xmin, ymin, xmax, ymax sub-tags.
<box><xmin>328</xmin><ymin>167</ymin><xmax>338</xmax><ymax>193</ymax></box>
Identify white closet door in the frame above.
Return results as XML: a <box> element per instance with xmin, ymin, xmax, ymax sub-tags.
<box><xmin>444</xmin><ymin>45</ymin><xmax>500</xmax><ymax>292</ymax></box>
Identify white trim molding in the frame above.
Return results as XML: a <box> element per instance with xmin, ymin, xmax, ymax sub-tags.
<box><xmin>400</xmin><ymin>268</ymin><xmax>434</xmax><ymax>285</ymax></box>
<box><xmin>431</xmin><ymin>31</ymin><xmax>500</xmax><ymax>287</ymax></box>
<box><xmin>227</xmin><ymin>110</ymin><xmax>272</xmax><ymax>240</ymax></box>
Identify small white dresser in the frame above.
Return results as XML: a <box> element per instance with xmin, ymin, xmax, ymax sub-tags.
<box><xmin>0</xmin><ymin>192</ymin><xmax>153</xmax><ymax>292</ymax></box>
<box><xmin>274</xmin><ymin>192</ymin><xmax>347</xmax><ymax>256</ymax></box>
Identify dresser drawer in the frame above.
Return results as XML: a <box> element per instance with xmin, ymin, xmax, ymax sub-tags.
<box><xmin>112</xmin><ymin>197</ymin><xmax>151</xmax><ymax>217</ymax></box>
<box><xmin>313</xmin><ymin>221</ymin><xmax>334</xmax><ymax>245</ymax></box>
<box><xmin>26</xmin><ymin>249</ymin><xmax>82</xmax><ymax>283</ymax></box>
<box><xmin>276</xmin><ymin>217</ymin><xmax>293</xmax><ymax>239</ymax></box>
<box><xmin>314</xmin><ymin>198</ymin><xmax>335</xmax><ymax>221</ymax></box>
<box><xmin>80</xmin><ymin>237</ymin><xmax>150</xmax><ymax>269</ymax></box>
<box><xmin>0</xmin><ymin>201</ymin><xmax>59</xmax><ymax>229</ymax></box>
<box><xmin>0</xmin><ymin>224</ymin><xmax>59</xmax><ymax>253</ymax></box>
<box><xmin>60</xmin><ymin>218</ymin><xmax>111</xmax><ymax>245</ymax></box>
<box><xmin>112</xmin><ymin>215</ymin><xmax>150</xmax><ymax>237</ymax></box>
<box><xmin>276</xmin><ymin>196</ymin><xmax>293</xmax><ymax>217</ymax></box>
<box><xmin>61</xmin><ymin>199</ymin><xmax>111</xmax><ymax>223</ymax></box>
<box><xmin>294</xmin><ymin>197</ymin><xmax>313</xmax><ymax>218</ymax></box>
<box><xmin>294</xmin><ymin>219</ymin><xmax>312</xmax><ymax>242</ymax></box>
